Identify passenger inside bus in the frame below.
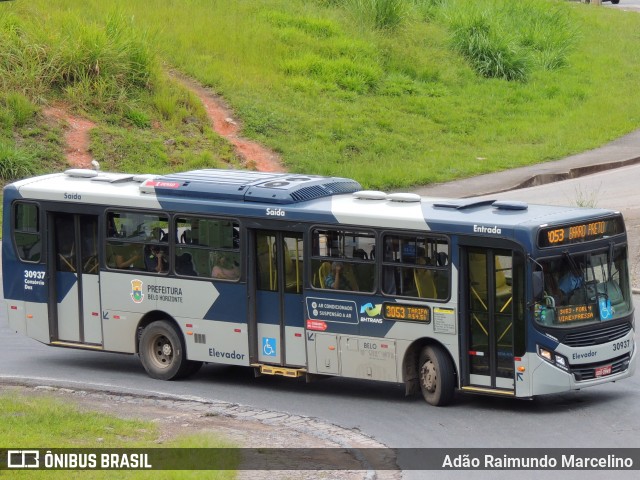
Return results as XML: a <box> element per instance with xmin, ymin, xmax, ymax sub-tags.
<box><xmin>211</xmin><ymin>252</ymin><xmax>240</xmax><ymax>280</ymax></box>
<box><xmin>325</xmin><ymin>261</ymin><xmax>358</xmax><ymax>291</ymax></box>
<box><xmin>180</xmin><ymin>229</ymin><xmax>194</xmax><ymax>244</ymax></box>
<box><xmin>112</xmin><ymin>244</ymin><xmax>143</xmax><ymax>269</ymax></box>
<box><xmin>145</xmin><ymin>245</ymin><xmax>168</xmax><ymax>273</ymax></box>
<box><xmin>175</xmin><ymin>252</ymin><xmax>198</xmax><ymax>276</ymax></box>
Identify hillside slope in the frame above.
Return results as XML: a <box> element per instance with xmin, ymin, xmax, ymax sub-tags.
<box><xmin>2</xmin><ymin>0</ymin><xmax>640</xmax><ymax>189</ymax></box>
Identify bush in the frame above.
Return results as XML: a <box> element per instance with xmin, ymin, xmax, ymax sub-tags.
<box><xmin>124</xmin><ymin>108</ymin><xmax>151</xmax><ymax>128</ymax></box>
<box><xmin>347</xmin><ymin>0</ymin><xmax>408</xmax><ymax>31</ymax></box>
<box><xmin>446</xmin><ymin>0</ymin><xmax>576</xmax><ymax>81</ymax></box>
<box><xmin>0</xmin><ymin>13</ymin><xmax>57</xmax><ymax>101</ymax></box>
<box><xmin>0</xmin><ymin>141</ymin><xmax>37</xmax><ymax>181</ymax></box>
<box><xmin>1</xmin><ymin>93</ymin><xmax>37</xmax><ymax>127</ymax></box>
<box><xmin>0</xmin><ymin>11</ymin><xmax>160</xmax><ymax>112</ymax></box>
<box><xmin>450</xmin><ymin>11</ymin><xmax>527</xmax><ymax>81</ymax></box>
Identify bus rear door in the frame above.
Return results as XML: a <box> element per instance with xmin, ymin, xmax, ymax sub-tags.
<box><xmin>48</xmin><ymin>212</ymin><xmax>102</xmax><ymax>346</ymax></box>
<box><xmin>251</xmin><ymin>230</ymin><xmax>305</xmax><ymax>369</ymax></box>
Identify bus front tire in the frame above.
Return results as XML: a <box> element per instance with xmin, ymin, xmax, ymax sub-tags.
<box><xmin>419</xmin><ymin>345</ymin><xmax>455</xmax><ymax>406</ymax></box>
<box><xmin>139</xmin><ymin>320</ymin><xmax>201</xmax><ymax>380</ymax></box>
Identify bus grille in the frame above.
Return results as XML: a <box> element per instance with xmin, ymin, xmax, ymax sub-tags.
<box><xmin>563</xmin><ymin>322</ymin><xmax>632</xmax><ymax>347</ymax></box>
<box><xmin>571</xmin><ymin>353</ymin><xmax>631</xmax><ymax>382</ymax></box>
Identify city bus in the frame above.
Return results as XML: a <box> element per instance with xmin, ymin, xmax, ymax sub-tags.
<box><xmin>2</xmin><ymin>167</ymin><xmax>636</xmax><ymax>406</ymax></box>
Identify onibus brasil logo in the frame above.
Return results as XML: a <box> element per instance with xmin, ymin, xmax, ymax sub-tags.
<box><xmin>131</xmin><ymin>279</ymin><xmax>144</xmax><ymax>303</ymax></box>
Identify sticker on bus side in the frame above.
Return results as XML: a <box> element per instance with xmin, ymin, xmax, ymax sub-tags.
<box><xmin>306</xmin><ymin>297</ymin><xmax>358</xmax><ymax>324</ymax></box>
<box><xmin>24</xmin><ymin>270</ymin><xmax>46</xmax><ymax>291</ymax></box>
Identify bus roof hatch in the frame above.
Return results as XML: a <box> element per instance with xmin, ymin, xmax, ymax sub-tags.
<box><xmin>140</xmin><ymin>169</ymin><xmax>362</xmax><ymax>204</ymax></box>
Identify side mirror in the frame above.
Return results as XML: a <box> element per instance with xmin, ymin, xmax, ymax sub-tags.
<box><xmin>532</xmin><ymin>271</ymin><xmax>544</xmax><ymax>301</ymax></box>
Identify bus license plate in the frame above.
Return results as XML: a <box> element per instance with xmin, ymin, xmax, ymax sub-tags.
<box><xmin>595</xmin><ymin>365</ymin><xmax>612</xmax><ymax>377</ymax></box>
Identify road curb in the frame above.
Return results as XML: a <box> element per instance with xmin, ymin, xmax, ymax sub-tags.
<box><xmin>501</xmin><ymin>156</ymin><xmax>640</xmax><ymax>196</ymax></box>
<box><xmin>413</xmin><ymin>126</ymin><xmax>640</xmax><ymax>199</ymax></box>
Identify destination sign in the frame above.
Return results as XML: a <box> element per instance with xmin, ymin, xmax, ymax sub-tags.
<box><xmin>556</xmin><ymin>304</ymin><xmax>596</xmax><ymax>323</ymax></box>
<box><xmin>538</xmin><ymin>217</ymin><xmax>624</xmax><ymax>248</ymax></box>
<box><xmin>383</xmin><ymin>303</ymin><xmax>430</xmax><ymax>323</ymax></box>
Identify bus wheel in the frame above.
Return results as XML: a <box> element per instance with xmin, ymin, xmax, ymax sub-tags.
<box><xmin>419</xmin><ymin>345</ymin><xmax>455</xmax><ymax>406</ymax></box>
<box><xmin>140</xmin><ymin>320</ymin><xmax>189</xmax><ymax>380</ymax></box>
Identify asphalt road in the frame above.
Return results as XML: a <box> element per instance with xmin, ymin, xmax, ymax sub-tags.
<box><xmin>607</xmin><ymin>0</ymin><xmax>640</xmax><ymax>11</ymax></box>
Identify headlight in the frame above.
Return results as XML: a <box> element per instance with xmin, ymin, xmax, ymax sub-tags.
<box><xmin>554</xmin><ymin>355</ymin><xmax>567</xmax><ymax>368</ymax></box>
<box><xmin>537</xmin><ymin>345</ymin><xmax>569</xmax><ymax>371</ymax></box>
<box><xmin>538</xmin><ymin>347</ymin><xmax>553</xmax><ymax>361</ymax></box>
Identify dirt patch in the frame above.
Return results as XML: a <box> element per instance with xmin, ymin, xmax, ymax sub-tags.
<box><xmin>1</xmin><ymin>384</ymin><xmax>400</xmax><ymax>479</ymax></box>
<box><xmin>169</xmin><ymin>71</ymin><xmax>285</xmax><ymax>173</ymax></box>
<box><xmin>41</xmin><ymin>71</ymin><xmax>284</xmax><ymax>173</ymax></box>
<box><xmin>42</xmin><ymin>105</ymin><xmax>96</xmax><ymax>169</ymax></box>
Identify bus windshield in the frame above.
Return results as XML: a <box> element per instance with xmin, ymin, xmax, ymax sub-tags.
<box><xmin>535</xmin><ymin>246</ymin><xmax>631</xmax><ymax>327</ymax></box>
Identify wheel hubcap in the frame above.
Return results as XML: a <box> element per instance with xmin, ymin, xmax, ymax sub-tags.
<box><xmin>150</xmin><ymin>334</ymin><xmax>173</xmax><ymax>368</ymax></box>
<box><xmin>421</xmin><ymin>360</ymin><xmax>437</xmax><ymax>393</ymax></box>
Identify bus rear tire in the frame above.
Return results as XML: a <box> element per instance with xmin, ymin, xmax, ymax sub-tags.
<box><xmin>139</xmin><ymin>320</ymin><xmax>196</xmax><ymax>380</ymax></box>
<box><xmin>419</xmin><ymin>345</ymin><xmax>455</xmax><ymax>406</ymax></box>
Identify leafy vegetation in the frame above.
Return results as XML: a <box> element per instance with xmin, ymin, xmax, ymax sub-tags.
<box><xmin>0</xmin><ymin>141</ymin><xmax>38</xmax><ymax>181</ymax></box>
<box><xmin>1</xmin><ymin>0</ymin><xmax>640</xmax><ymax>189</ymax></box>
<box><xmin>0</xmin><ymin>4</ymin><xmax>237</xmax><ymax>184</ymax></box>
<box><xmin>435</xmin><ymin>0</ymin><xmax>577</xmax><ymax>81</ymax></box>
<box><xmin>0</xmin><ymin>91</ymin><xmax>64</xmax><ymax>183</ymax></box>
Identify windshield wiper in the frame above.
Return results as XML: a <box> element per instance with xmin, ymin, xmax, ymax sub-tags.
<box><xmin>608</xmin><ymin>241</ymin><xmax>614</xmax><ymax>283</ymax></box>
<box><xmin>563</xmin><ymin>250</ymin><xmax>583</xmax><ymax>278</ymax></box>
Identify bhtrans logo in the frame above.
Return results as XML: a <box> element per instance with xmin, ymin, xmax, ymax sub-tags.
<box><xmin>473</xmin><ymin>224</ymin><xmax>502</xmax><ymax>235</ymax></box>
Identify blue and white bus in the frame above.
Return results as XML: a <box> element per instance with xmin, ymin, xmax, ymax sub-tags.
<box><xmin>2</xmin><ymin>167</ymin><xmax>636</xmax><ymax>405</ymax></box>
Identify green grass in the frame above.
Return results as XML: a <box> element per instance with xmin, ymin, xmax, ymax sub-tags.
<box><xmin>0</xmin><ymin>91</ymin><xmax>65</xmax><ymax>184</ymax></box>
<box><xmin>1</xmin><ymin>0</ymin><xmax>640</xmax><ymax>189</ymax></box>
<box><xmin>0</xmin><ymin>392</ymin><xmax>238</xmax><ymax>479</ymax></box>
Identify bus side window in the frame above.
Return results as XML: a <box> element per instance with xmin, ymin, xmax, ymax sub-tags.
<box><xmin>382</xmin><ymin>233</ymin><xmax>449</xmax><ymax>299</ymax></box>
<box><xmin>14</xmin><ymin>203</ymin><xmax>41</xmax><ymax>263</ymax></box>
<box><xmin>310</xmin><ymin>228</ymin><xmax>375</xmax><ymax>293</ymax></box>
<box><xmin>175</xmin><ymin>216</ymin><xmax>240</xmax><ymax>280</ymax></box>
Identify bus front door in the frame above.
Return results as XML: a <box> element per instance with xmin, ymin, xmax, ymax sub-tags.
<box><xmin>463</xmin><ymin>248</ymin><xmax>515</xmax><ymax>393</ymax></box>
<box><xmin>49</xmin><ymin>213</ymin><xmax>102</xmax><ymax>346</ymax></box>
<box><xmin>253</xmin><ymin>231</ymin><xmax>305</xmax><ymax>367</ymax></box>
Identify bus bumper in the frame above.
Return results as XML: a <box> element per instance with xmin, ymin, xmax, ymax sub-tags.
<box><xmin>531</xmin><ymin>343</ymin><xmax>636</xmax><ymax>396</ymax></box>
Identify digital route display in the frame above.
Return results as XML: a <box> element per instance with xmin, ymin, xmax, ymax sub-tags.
<box><xmin>538</xmin><ymin>217</ymin><xmax>624</xmax><ymax>248</ymax></box>
<box><xmin>383</xmin><ymin>303</ymin><xmax>430</xmax><ymax>323</ymax></box>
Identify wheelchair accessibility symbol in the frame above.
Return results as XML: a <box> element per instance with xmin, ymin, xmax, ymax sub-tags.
<box><xmin>262</xmin><ymin>337</ymin><xmax>277</xmax><ymax>357</ymax></box>
<box><xmin>599</xmin><ymin>298</ymin><xmax>613</xmax><ymax>320</ymax></box>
